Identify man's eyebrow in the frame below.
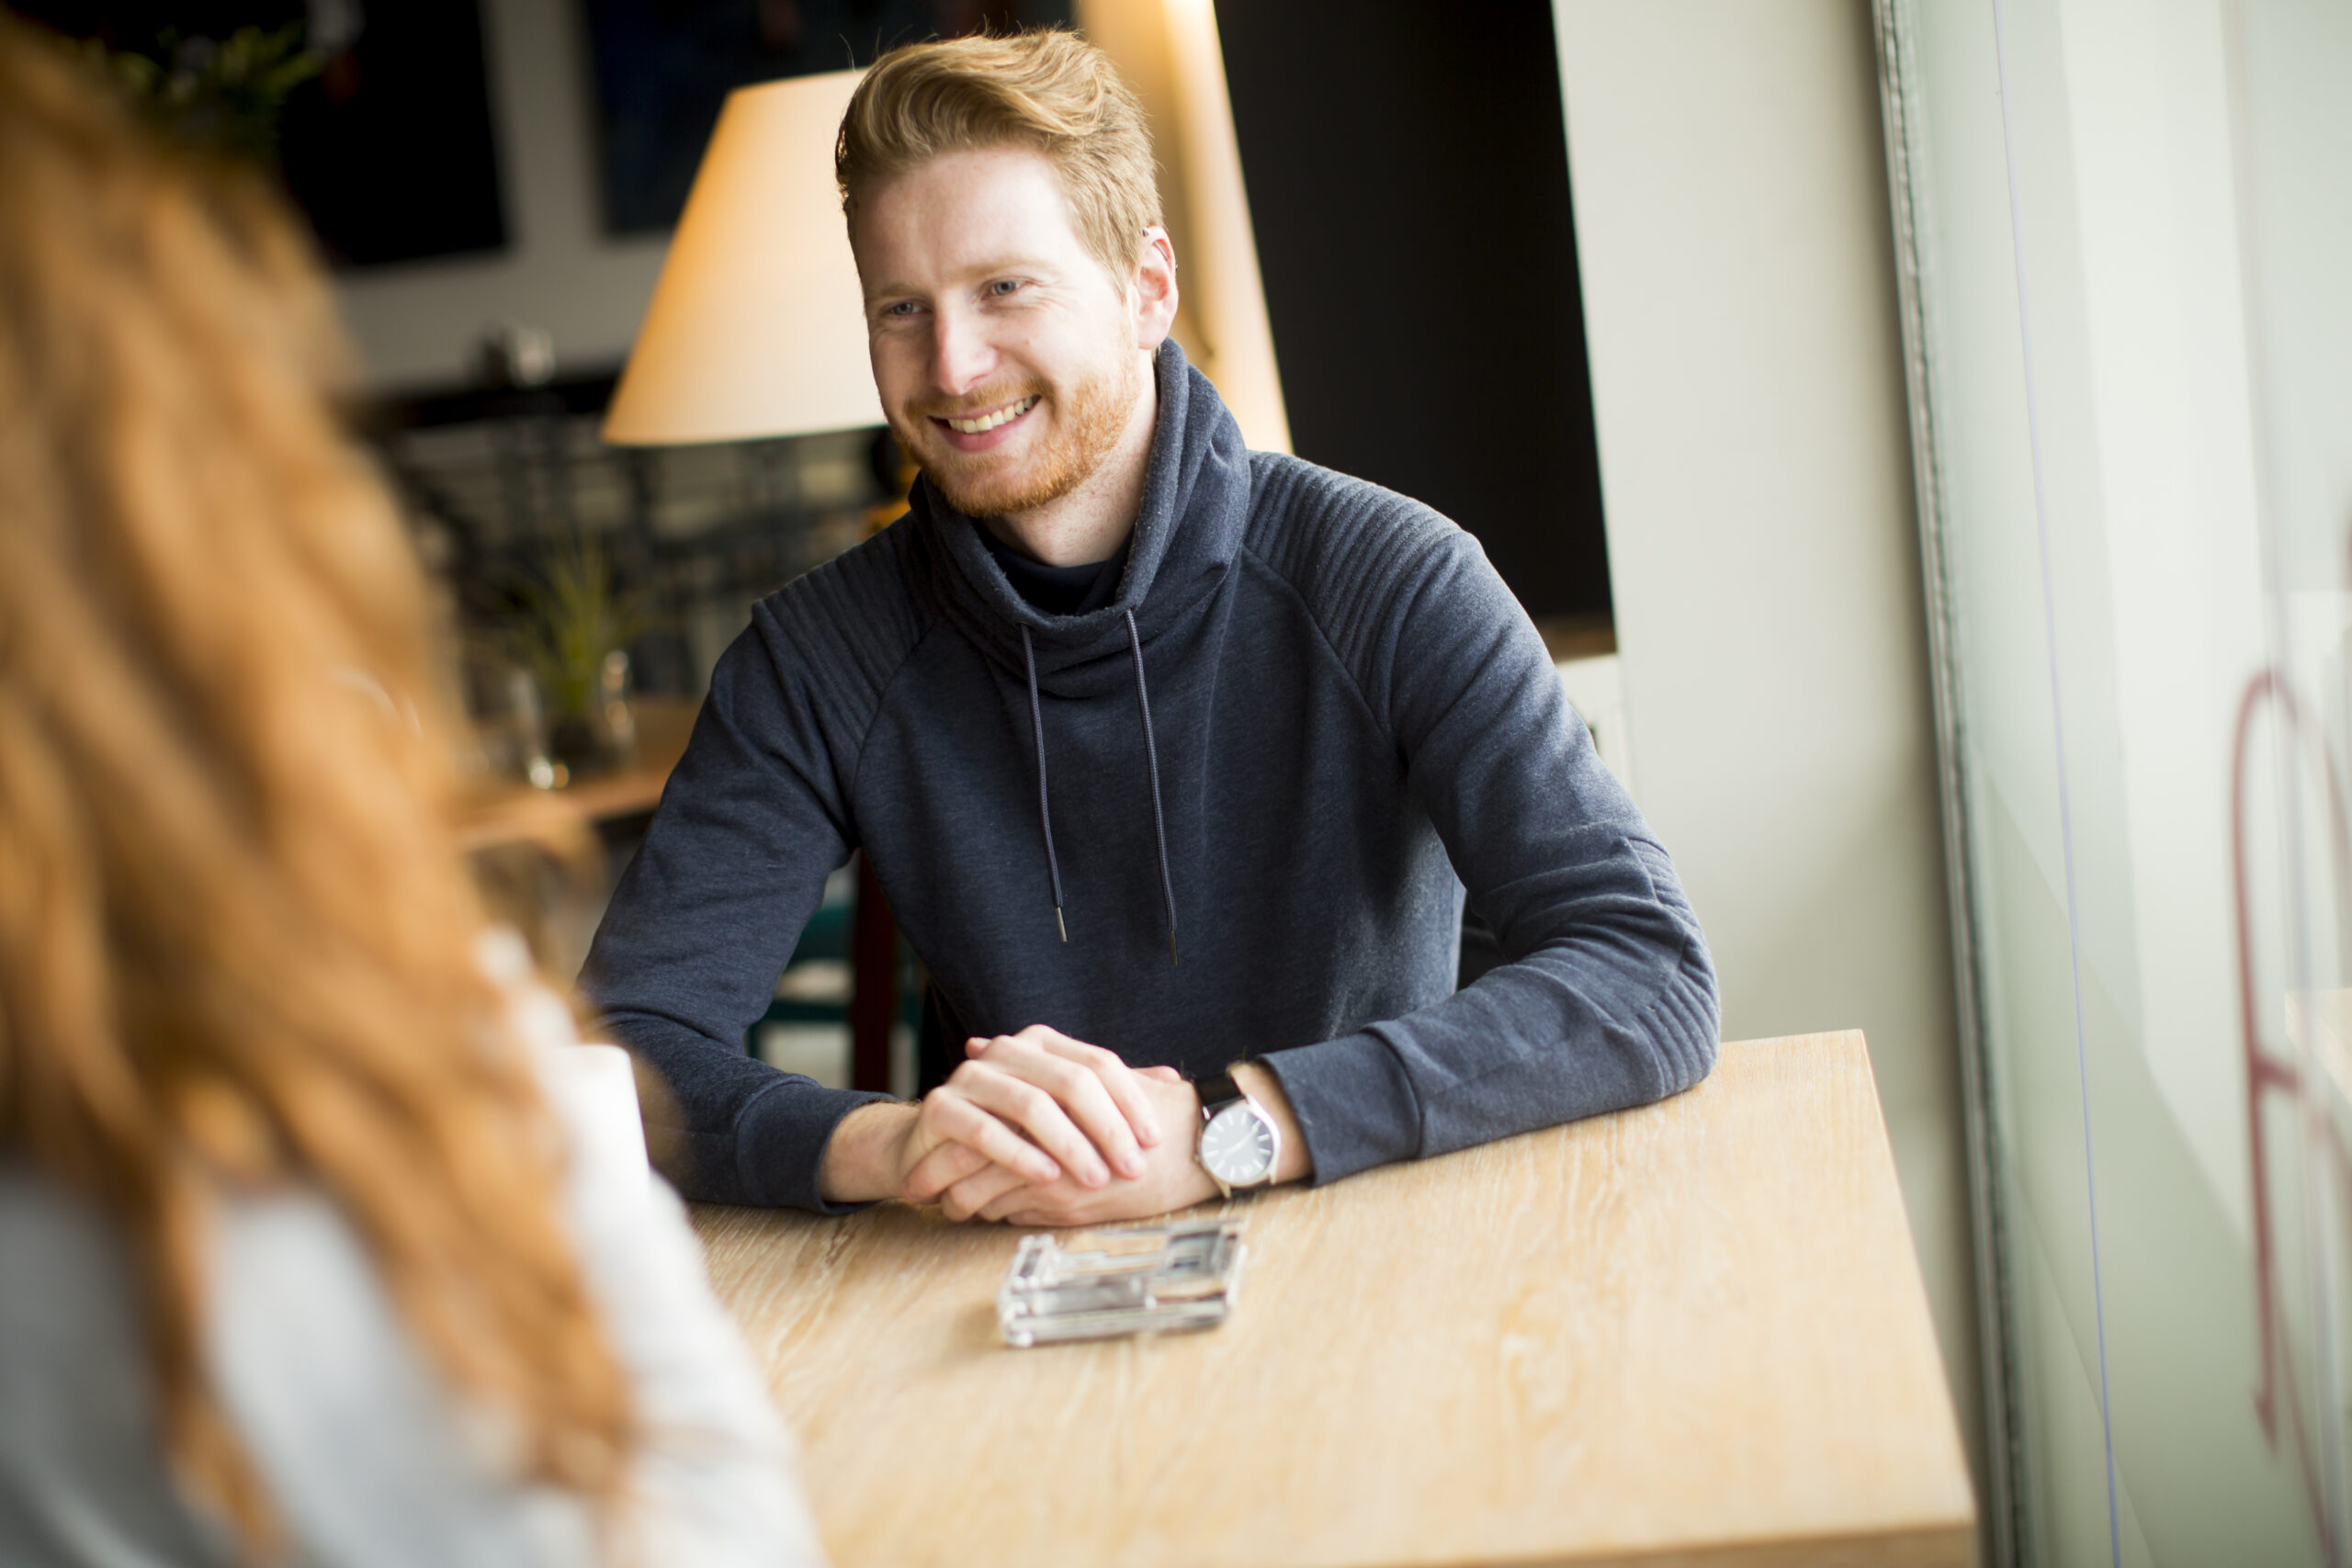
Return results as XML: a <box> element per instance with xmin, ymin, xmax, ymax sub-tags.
<box><xmin>864</xmin><ymin>255</ymin><xmax>1061</xmax><ymax>304</ymax></box>
<box><xmin>960</xmin><ymin>254</ymin><xmax>1056</xmax><ymax>279</ymax></box>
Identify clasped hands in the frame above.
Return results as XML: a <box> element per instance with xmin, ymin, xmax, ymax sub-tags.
<box><xmin>818</xmin><ymin>1025</ymin><xmax>1227</xmax><ymax>1225</ymax></box>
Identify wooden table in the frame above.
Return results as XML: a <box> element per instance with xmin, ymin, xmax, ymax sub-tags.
<box><xmin>458</xmin><ymin>696</ymin><xmax>702</xmax><ymax>852</ymax></box>
<box><xmin>693</xmin><ymin>1032</ymin><xmax>1975</xmax><ymax>1567</ymax></box>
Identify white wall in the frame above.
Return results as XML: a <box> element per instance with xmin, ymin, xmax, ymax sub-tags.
<box><xmin>1551</xmin><ymin>0</ymin><xmax>1983</xmax><ymax>1494</ymax></box>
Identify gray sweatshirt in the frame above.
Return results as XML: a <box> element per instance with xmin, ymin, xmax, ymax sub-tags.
<box><xmin>582</xmin><ymin>342</ymin><xmax>1720</xmax><ymax>1212</ymax></box>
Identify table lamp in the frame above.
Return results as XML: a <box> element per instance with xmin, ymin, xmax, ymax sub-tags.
<box><xmin>603</xmin><ymin>68</ymin><xmax>881</xmax><ymax>446</ymax></box>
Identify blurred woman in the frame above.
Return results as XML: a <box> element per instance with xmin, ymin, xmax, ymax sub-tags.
<box><xmin>0</xmin><ymin>18</ymin><xmax>823</xmax><ymax>1566</ymax></box>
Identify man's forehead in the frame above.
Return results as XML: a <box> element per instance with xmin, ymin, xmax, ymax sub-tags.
<box><xmin>852</xmin><ymin>147</ymin><xmax>1091</xmax><ymax>289</ymax></box>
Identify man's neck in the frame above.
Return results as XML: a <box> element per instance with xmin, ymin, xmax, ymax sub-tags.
<box><xmin>983</xmin><ymin>356</ymin><xmax>1158</xmax><ymax>568</ymax></box>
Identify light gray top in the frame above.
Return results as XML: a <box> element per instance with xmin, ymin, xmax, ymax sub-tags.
<box><xmin>0</xmin><ymin>982</ymin><xmax>826</xmax><ymax>1568</ymax></box>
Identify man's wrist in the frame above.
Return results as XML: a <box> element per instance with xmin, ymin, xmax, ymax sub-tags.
<box><xmin>818</xmin><ymin>1100</ymin><xmax>917</xmax><ymax>1203</ymax></box>
<box><xmin>1226</xmin><ymin>1061</ymin><xmax>1313</xmax><ymax>1185</ymax></box>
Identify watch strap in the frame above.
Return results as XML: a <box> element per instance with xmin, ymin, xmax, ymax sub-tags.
<box><xmin>1194</xmin><ymin>1068</ymin><xmax>1245</xmax><ymax>1122</ymax></box>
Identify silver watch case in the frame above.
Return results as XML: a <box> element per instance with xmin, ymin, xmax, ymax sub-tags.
<box><xmin>1196</xmin><ymin>1092</ymin><xmax>1281</xmax><ymax>1198</ymax></box>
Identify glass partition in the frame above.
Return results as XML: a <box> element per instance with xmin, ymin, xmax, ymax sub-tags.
<box><xmin>1875</xmin><ymin>1</ymin><xmax>2352</xmax><ymax>1562</ymax></box>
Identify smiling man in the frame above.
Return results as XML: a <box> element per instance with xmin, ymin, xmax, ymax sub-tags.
<box><xmin>581</xmin><ymin>29</ymin><xmax>1720</xmax><ymax>1225</ymax></box>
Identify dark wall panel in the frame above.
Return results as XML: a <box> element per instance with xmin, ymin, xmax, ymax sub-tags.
<box><xmin>17</xmin><ymin>0</ymin><xmax>509</xmax><ymax>269</ymax></box>
<box><xmin>278</xmin><ymin>0</ymin><xmax>507</xmax><ymax>267</ymax></box>
<box><xmin>1214</xmin><ymin>0</ymin><xmax>1611</xmax><ymax>623</ymax></box>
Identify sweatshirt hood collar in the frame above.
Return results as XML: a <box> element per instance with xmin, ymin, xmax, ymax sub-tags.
<box><xmin>909</xmin><ymin>338</ymin><xmax>1252</xmax><ymax>693</ymax></box>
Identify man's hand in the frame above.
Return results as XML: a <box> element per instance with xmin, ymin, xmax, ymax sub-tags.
<box><xmin>941</xmin><ymin>1064</ymin><xmax>1217</xmax><ymax>1224</ymax></box>
<box><xmin>938</xmin><ymin>1054</ymin><xmax>1313</xmax><ymax>1226</ymax></box>
<box><xmin>816</xmin><ymin>1024</ymin><xmax>1172</xmax><ymax>1206</ymax></box>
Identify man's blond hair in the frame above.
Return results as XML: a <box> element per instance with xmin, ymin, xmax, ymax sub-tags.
<box><xmin>836</xmin><ymin>29</ymin><xmax>1163</xmax><ymax>285</ymax></box>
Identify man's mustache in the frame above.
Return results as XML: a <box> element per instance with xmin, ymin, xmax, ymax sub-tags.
<box><xmin>908</xmin><ymin>382</ymin><xmax>1047</xmax><ymax>422</ymax></box>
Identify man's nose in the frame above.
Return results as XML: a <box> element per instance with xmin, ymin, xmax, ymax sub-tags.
<box><xmin>930</xmin><ymin>305</ymin><xmax>995</xmax><ymax>397</ymax></box>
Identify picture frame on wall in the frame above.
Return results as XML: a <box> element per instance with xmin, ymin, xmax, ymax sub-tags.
<box><xmin>580</xmin><ymin>0</ymin><xmax>1071</xmax><ymax>236</ymax></box>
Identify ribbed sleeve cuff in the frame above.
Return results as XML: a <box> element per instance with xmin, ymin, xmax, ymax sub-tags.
<box><xmin>1261</xmin><ymin>1031</ymin><xmax>1421</xmax><ymax>1186</ymax></box>
<box><xmin>733</xmin><ymin>1080</ymin><xmax>897</xmax><ymax>1213</ymax></box>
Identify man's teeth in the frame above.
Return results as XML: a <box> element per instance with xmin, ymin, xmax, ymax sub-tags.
<box><xmin>946</xmin><ymin>396</ymin><xmax>1038</xmax><ymax>434</ymax></box>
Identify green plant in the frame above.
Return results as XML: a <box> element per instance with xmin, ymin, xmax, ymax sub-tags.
<box><xmin>503</xmin><ymin>530</ymin><xmax>650</xmax><ymax>723</ymax></box>
<box><xmin>76</xmin><ymin>22</ymin><xmax>322</xmax><ymax>168</ymax></box>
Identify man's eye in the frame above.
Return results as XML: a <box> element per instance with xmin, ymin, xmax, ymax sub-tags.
<box><xmin>988</xmin><ymin>279</ymin><xmax>1023</xmax><ymax>298</ymax></box>
<box><xmin>880</xmin><ymin>300</ymin><xmax>920</xmax><ymax>319</ymax></box>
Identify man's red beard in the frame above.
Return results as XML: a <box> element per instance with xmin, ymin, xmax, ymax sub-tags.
<box><xmin>895</xmin><ymin>353</ymin><xmax>1138</xmax><ymax>519</ymax></box>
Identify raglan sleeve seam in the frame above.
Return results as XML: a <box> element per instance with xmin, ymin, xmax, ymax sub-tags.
<box><xmin>840</xmin><ymin>622</ymin><xmax>939</xmax><ymax>812</ymax></box>
<box><xmin>1242</xmin><ymin>474</ymin><xmax>1486</xmax><ymax>760</ymax></box>
<box><xmin>1236</xmin><ymin>541</ymin><xmax>1398</xmax><ymax>753</ymax></box>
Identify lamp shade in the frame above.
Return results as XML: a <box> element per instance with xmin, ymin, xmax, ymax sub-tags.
<box><xmin>603</xmin><ymin>70</ymin><xmax>882</xmax><ymax>446</ymax></box>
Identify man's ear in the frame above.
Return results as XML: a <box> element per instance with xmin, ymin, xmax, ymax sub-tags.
<box><xmin>1130</xmin><ymin>225</ymin><xmax>1181</xmax><ymax>348</ymax></box>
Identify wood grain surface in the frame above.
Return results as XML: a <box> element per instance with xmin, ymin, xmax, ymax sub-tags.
<box><xmin>693</xmin><ymin>1032</ymin><xmax>1975</xmax><ymax>1567</ymax></box>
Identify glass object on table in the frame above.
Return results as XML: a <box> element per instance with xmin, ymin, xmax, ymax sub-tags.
<box><xmin>596</xmin><ymin>649</ymin><xmax>637</xmax><ymax>762</ymax></box>
<box><xmin>473</xmin><ymin>664</ymin><xmax>561</xmax><ymax>791</ymax></box>
<box><xmin>997</xmin><ymin>1221</ymin><xmax>1246</xmax><ymax>1348</ymax></box>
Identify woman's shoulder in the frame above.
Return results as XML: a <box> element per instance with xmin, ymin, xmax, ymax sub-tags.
<box><xmin>0</xmin><ymin>953</ymin><xmax>825</xmax><ymax>1568</ymax></box>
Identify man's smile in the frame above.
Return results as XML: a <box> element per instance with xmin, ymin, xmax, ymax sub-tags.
<box><xmin>931</xmin><ymin>394</ymin><xmax>1041</xmax><ymax>450</ymax></box>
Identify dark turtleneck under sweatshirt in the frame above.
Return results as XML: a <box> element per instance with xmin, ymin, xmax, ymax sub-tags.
<box><xmin>580</xmin><ymin>340</ymin><xmax>1720</xmax><ymax>1212</ymax></box>
<box><xmin>976</xmin><ymin>523</ymin><xmax>1131</xmax><ymax>617</ymax></box>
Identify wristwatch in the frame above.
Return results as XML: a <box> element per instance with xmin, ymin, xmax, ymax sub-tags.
<box><xmin>1193</xmin><ymin>1067</ymin><xmax>1282</xmax><ymax>1198</ymax></box>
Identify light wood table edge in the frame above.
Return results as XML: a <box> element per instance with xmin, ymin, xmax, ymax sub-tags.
<box><xmin>1500</xmin><ymin>1517</ymin><xmax>1973</xmax><ymax>1568</ymax></box>
<box><xmin>694</xmin><ymin>1031</ymin><xmax>1980</xmax><ymax>1568</ymax></box>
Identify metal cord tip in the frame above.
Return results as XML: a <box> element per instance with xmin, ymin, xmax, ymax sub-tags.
<box><xmin>1056</xmin><ymin>907</ymin><xmax>1068</xmax><ymax>943</ymax></box>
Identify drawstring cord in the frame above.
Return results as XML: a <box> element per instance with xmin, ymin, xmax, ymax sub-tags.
<box><xmin>1126</xmin><ymin>609</ymin><xmax>1181</xmax><ymax>966</ymax></box>
<box><xmin>1016</xmin><ymin>615</ymin><xmax>1182</xmax><ymax>965</ymax></box>
<box><xmin>1020</xmin><ymin>626</ymin><xmax>1068</xmax><ymax>942</ymax></box>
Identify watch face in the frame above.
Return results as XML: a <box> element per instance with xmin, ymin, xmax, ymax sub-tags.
<box><xmin>1201</xmin><ymin>1101</ymin><xmax>1277</xmax><ymax>1186</ymax></box>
